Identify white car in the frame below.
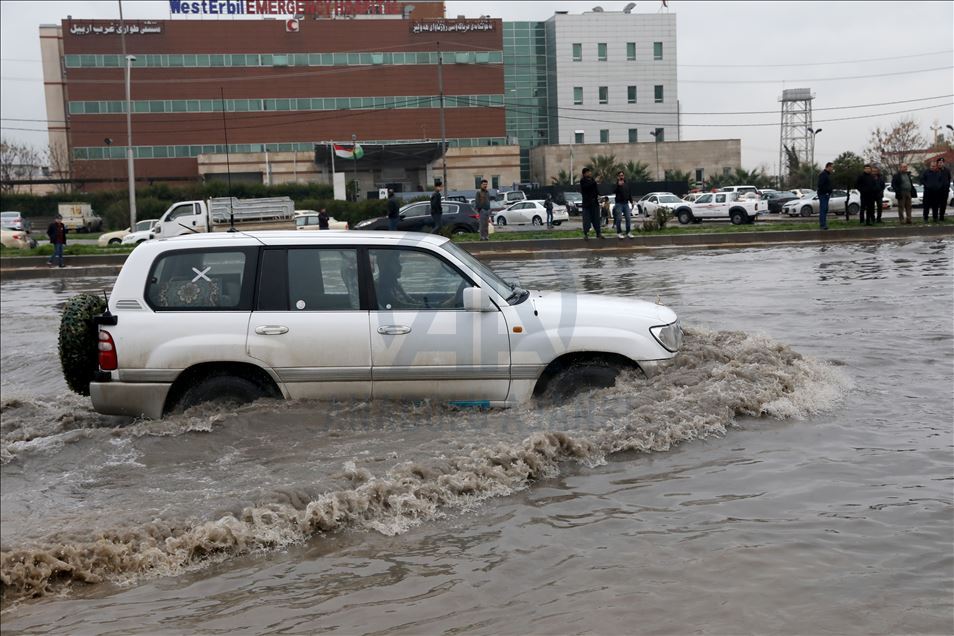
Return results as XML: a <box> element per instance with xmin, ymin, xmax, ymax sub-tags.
<box><xmin>636</xmin><ymin>192</ymin><xmax>684</xmax><ymax>216</ymax></box>
<box><xmin>294</xmin><ymin>211</ymin><xmax>349</xmax><ymax>231</ymax></box>
<box><xmin>67</xmin><ymin>231</ymin><xmax>681</xmax><ymax>419</ymax></box>
<box><xmin>0</xmin><ymin>227</ymin><xmax>32</xmax><ymax>249</ymax></box>
<box><xmin>673</xmin><ymin>191</ymin><xmax>765</xmax><ymax>225</ymax></box>
<box><xmin>99</xmin><ymin>219</ymin><xmax>158</xmax><ymax>246</ymax></box>
<box><xmin>882</xmin><ymin>185</ymin><xmax>923</xmax><ymax>209</ymax></box>
<box><xmin>782</xmin><ymin>190</ymin><xmax>860</xmax><ymax>217</ymax></box>
<box><xmin>495</xmin><ymin>200</ymin><xmax>569</xmax><ymax>226</ymax></box>
<box><xmin>121</xmin><ymin>219</ymin><xmax>160</xmax><ymax>245</ymax></box>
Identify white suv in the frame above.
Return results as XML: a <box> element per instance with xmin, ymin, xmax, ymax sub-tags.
<box><xmin>81</xmin><ymin>231</ymin><xmax>681</xmax><ymax>418</ymax></box>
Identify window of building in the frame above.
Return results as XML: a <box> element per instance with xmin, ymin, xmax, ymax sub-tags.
<box><xmin>654</xmin><ymin>128</ymin><xmax>665</xmax><ymax>142</ymax></box>
<box><xmin>654</xmin><ymin>85</ymin><xmax>664</xmax><ymax>103</ymax></box>
<box><xmin>723</xmin><ymin>167</ymin><xmax>732</xmax><ymax>176</ymax></box>
<box><xmin>572</xmin><ymin>43</ymin><xmax>582</xmax><ymax>61</ymax></box>
<box><xmin>600</xmin><ymin>129</ymin><xmax>609</xmax><ymax>143</ymax></box>
<box><xmin>627</xmin><ymin>86</ymin><xmax>637</xmax><ymax>104</ymax></box>
<box><xmin>474</xmin><ymin>176</ymin><xmax>484</xmax><ymax>188</ymax></box>
<box><xmin>597</xmin><ymin>43</ymin><xmax>607</xmax><ymax>61</ymax></box>
<box><xmin>575</xmin><ymin>131</ymin><xmax>585</xmax><ymax>144</ymax></box>
<box><xmin>573</xmin><ymin>86</ymin><xmax>583</xmax><ymax>105</ymax></box>
<box><xmin>626</xmin><ymin>42</ymin><xmax>636</xmax><ymax>61</ymax></box>
<box><xmin>628</xmin><ymin>128</ymin><xmax>638</xmax><ymax>143</ymax></box>
<box><xmin>598</xmin><ymin>86</ymin><xmax>608</xmax><ymax>104</ymax></box>
<box><xmin>654</xmin><ymin>42</ymin><xmax>663</xmax><ymax>60</ymax></box>
<box><xmin>695</xmin><ymin>168</ymin><xmax>704</xmax><ymax>183</ymax></box>
<box><xmin>492</xmin><ymin>175</ymin><xmax>500</xmax><ymax>189</ymax></box>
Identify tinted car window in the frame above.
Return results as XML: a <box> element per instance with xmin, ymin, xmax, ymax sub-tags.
<box><xmin>146</xmin><ymin>248</ymin><xmax>256</xmax><ymax>310</ymax></box>
<box><xmin>287</xmin><ymin>249</ymin><xmax>359</xmax><ymax>311</ymax></box>
<box><xmin>403</xmin><ymin>203</ymin><xmax>428</xmax><ymax>217</ymax></box>
<box><xmin>370</xmin><ymin>249</ymin><xmax>470</xmax><ymax>311</ymax></box>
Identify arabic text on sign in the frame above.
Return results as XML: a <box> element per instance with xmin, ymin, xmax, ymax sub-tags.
<box><xmin>69</xmin><ymin>21</ymin><xmax>163</xmax><ymax>35</ymax></box>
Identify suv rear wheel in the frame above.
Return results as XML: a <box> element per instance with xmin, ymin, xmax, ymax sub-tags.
<box><xmin>175</xmin><ymin>374</ymin><xmax>264</xmax><ymax>412</ymax></box>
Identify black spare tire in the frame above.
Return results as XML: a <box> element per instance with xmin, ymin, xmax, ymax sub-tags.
<box><xmin>59</xmin><ymin>293</ymin><xmax>106</xmax><ymax>396</ymax></box>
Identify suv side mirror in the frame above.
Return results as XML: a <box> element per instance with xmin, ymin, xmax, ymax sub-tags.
<box><xmin>463</xmin><ymin>286</ymin><xmax>494</xmax><ymax>312</ymax></box>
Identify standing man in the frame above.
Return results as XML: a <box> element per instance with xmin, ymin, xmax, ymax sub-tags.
<box><xmin>386</xmin><ymin>188</ymin><xmax>401</xmax><ymax>231</ymax></box>
<box><xmin>544</xmin><ymin>194</ymin><xmax>554</xmax><ymax>229</ymax></box>
<box><xmin>46</xmin><ymin>214</ymin><xmax>67</xmax><ymax>268</ymax></box>
<box><xmin>430</xmin><ymin>180</ymin><xmax>443</xmax><ymax>233</ymax></box>
<box><xmin>855</xmin><ymin>165</ymin><xmax>877</xmax><ymax>226</ymax></box>
<box><xmin>921</xmin><ymin>159</ymin><xmax>942</xmax><ymax>223</ymax></box>
<box><xmin>817</xmin><ymin>162</ymin><xmax>834</xmax><ymax>230</ymax></box>
<box><xmin>474</xmin><ymin>179</ymin><xmax>492</xmax><ymax>241</ymax></box>
<box><xmin>873</xmin><ymin>166</ymin><xmax>886</xmax><ymax>223</ymax></box>
<box><xmin>579</xmin><ymin>167</ymin><xmax>603</xmax><ymax>240</ymax></box>
<box><xmin>318</xmin><ymin>207</ymin><xmax>330</xmax><ymax>230</ymax></box>
<box><xmin>891</xmin><ymin>163</ymin><xmax>915</xmax><ymax>225</ymax></box>
<box><xmin>937</xmin><ymin>157</ymin><xmax>951</xmax><ymax>221</ymax></box>
<box><xmin>613</xmin><ymin>170</ymin><xmax>634</xmax><ymax>238</ymax></box>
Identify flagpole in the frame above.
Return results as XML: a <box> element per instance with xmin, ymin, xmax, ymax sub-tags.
<box><xmin>329</xmin><ymin>140</ymin><xmax>335</xmax><ymax>187</ymax></box>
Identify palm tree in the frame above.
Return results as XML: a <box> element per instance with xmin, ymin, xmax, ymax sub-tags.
<box><xmin>587</xmin><ymin>154</ymin><xmax>622</xmax><ymax>184</ymax></box>
<box><xmin>731</xmin><ymin>167</ymin><xmax>774</xmax><ymax>189</ymax></box>
<box><xmin>664</xmin><ymin>168</ymin><xmax>692</xmax><ymax>187</ymax></box>
<box><xmin>622</xmin><ymin>160</ymin><xmax>651</xmax><ymax>182</ymax></box>
<box><xmin>550</xmin><ymin>169</ymin><xmax>577</xmax><ymax>186</ymax></box>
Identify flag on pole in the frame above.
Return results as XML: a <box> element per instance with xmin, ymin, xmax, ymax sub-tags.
<box><xmin>334</xmin><ymin>143</ymin><xmax>364</xmax><ymax>160</ymax></box>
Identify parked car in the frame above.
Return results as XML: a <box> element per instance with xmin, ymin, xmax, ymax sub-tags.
<box><xmin>682</xmin><ymin>193</ymin><xmax>705</xmax><ymax>203</ymax></box>
<box><xmin>294</xmin><ymin>211</ymin><xmax>349</xmax><ymax>231</ymax></box>
<box><xmin>562</xmin><ymin>191</ymin><xmax>583</xmax><ymax>215</ymax></box>
<box><xmin>67</xmin><ymin>230</ymin><xmax>681</xmax><ymax>418</ymax></box>
<box><xmin>495</xmin><ymin>200</ymin><xmax>569</xmax><ymax>226</ymax></box>
<box><xmin>719</xmin><ymin>185</ymin><xmax>762</xmax><ymax>198</ymax></box>
<box><xmin>98</xmin><ymin>218</ymin><xmax>158</xmax><ymax>246</ymax></box>
<box><xmin>881</xmin><ymin>185</ymin><xmax>923</xmax><ymax>209</ymax></box>
<box><xmin>121</xmin><ymin>219</ymin><xmax>160</xmax><ymax>245</ymax></box>
<box><xmin>0</xmin><ymin>211</ymin><xmax>31</xmax><ymax>232</ymax></box>
<box><xmin>788</xmin><ymin>188</ymin><xmax>816</xmax><ymax>200</ymax></box>
<box><xmin>0</xmin><ymin>227</ymin><xmax>32</xmax><ymax>249</ymax></box>
<box><xmin>760</xmin><ymin>190</ymin><xmax>801</xmax><ymax>214</ymax></box>
<box><xmin>673</xmin><ymin>191</ymin><xmax>766</xmax><ymax>225</ymax></box>
<box><xmin>782</xmin><ymin>190</ymin><xmax>860</xmax><ymax>217</ymax></box>
<box><xmin>353</xmin><ymin>201</ymin><xmax>487</xmax><ymax>235</ymax></box>
<box><xmin>635</xmin><ymin>192</ymin><xmax>684</xmax><ymax>216</ymax></box>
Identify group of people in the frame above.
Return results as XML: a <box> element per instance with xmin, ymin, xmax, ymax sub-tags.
<box><xmin>579</xmin><ymin>167</ymin><xmax>637</xmax><ymax>240</ymax></box>
<box><xmin>815</xmin><ymin>158</ymin><xmax>951</xmax><ymax>229</ymax></box>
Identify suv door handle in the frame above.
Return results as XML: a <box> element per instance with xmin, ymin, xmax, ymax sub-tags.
<box><xmin>255</xmin><ymin>325</ymin><xmax>289</xmax><ymax>335</ymax></box>
<box><xmin>377</xmin><ymin>325</ymin><xmax>412</xmax><ymax>335</ymax></box>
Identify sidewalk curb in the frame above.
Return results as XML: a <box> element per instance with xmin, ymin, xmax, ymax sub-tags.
<box><xmin>2</xmin><ymin>225</ymin><xmax>951</xmax><ymax>280</ymax></box>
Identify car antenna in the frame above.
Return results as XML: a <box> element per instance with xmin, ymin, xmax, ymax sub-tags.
<box><xmin>220</xmin><ymin>86</ymin><xmax>236</xmax><ymax>233</ymax></box>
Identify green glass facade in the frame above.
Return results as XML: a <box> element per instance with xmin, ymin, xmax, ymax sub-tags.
<box><xmin>503</xmin><ymin>21</ymin><xmax>550</xmax><ymax>182</ymax></box>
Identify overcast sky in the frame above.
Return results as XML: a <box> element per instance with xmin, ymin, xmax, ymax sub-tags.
<box><xmin>1</xmin><ymin>0</ymin><xmax>952</xmax><ymax>171</ymax></box>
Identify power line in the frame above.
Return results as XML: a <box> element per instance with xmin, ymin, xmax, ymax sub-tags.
<box><xmin>4</xmin><ymin>95</ymin><xmax>951</xmax><ymax>127</ymax></box>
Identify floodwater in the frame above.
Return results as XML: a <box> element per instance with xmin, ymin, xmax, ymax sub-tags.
<box><xmin>1</xmin><ymin>239</ymin><xmax>951</xmax><ymax>635</ymax></box>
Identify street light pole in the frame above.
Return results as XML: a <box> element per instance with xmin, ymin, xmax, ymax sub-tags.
<box><xmin>650</xmin><ymin>130</ymin><xmax>660</xmax><ymax>181</ymax></box>
<box><xmin>351</xmin><ymin>133</ymin><xmax>358</xmax><ymax>202</ymax></box>
<box><xmin>437</xmin><ymin>41</ymin><xmax>448</xmax><ymax>190</ymax></box>
<box><xmin>809</xmin><ymin>128</ymin><xmax>822</xmax><ymax>190</ymax></box>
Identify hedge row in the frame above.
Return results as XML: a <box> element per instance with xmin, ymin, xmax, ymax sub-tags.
<box><xmin>0</xmin><ymin>182</ymin><xmax>396</xmax><ymax>230</ymax></box>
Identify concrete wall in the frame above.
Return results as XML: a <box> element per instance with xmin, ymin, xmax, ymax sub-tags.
<box><xmin>529</xmin><ymin>139</ymin><xmax>742</xmax><ymax>185</ymax></box>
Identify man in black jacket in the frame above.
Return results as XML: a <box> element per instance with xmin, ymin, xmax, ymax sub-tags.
<box><xmin>873</xmin><ymin>166</ymin><xmax>887</xmax><ymax>223</ymax></box>
<box><xmin>579</xmin><ymin>167</ymin><xmax>603</xmax><ymax>240</ymax></box>
<box><xmin>921</xmin><ymin>160</ymin><xmax>943</xmax><ymax>222</ymax></box>
<box><xmin>855</xmin><ymin>165</ymin><xmax>878</xmax><ymax>226</ymax></box>
<box><xmin>386</xmin><ymin>189</ymin><xmax>400</xmax><ymax>231</ymax></box>
<box><xmin>430</xmin><ymin>180</ymin><xmax>443</xmax><ymax>232</ymax></box>
<box><xmin>891</xmin><ymin>164</ymin><xmax>916</xmax><ymax>225</ymax></box>
<box><xmin>817</xmin><ymin>162</ymin><xmax>834</xmax><ymax>230</ymax></box>
<box><xmin>937</xmin><ymin>157</ymin><xmax>951</xmax><ymax>221</ymax></box>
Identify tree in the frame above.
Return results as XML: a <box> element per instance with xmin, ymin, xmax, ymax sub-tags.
<box><xmin>0</xmin><ymin>138</ymin><xmax>41</xmax><ymax>192</ymax></box>
<box><xmin>550</xmin><ymin>169</ymin><xmax>577</xmax><ymax>186</ymax></box>
<box><xmin>831</xmin><ymin>151</ymin><xmax>864</xmax><ymax>191</ymax></box>
<box><xmin>45</xmin><ymin>140</ymin><xmax>73</xmax><ymax>194</ymax></box>
<box><xmin>622</xmin><ymin>160</ymin><xmax>651</xmax><ymax>182</ymax></box>
<box><xmin>587</xmin><ymin>154</ymin><xmax>622</xmax><ymax>183</ymax></box>
<box><xmin>664</xmin><ymin>168</ymin><xmax>691</xmax><ymax>186</ymax></box>
<box><xmin>864</xmin><ymin>118</ymin><xmax>927</xmax><ymax>176</ymax></box>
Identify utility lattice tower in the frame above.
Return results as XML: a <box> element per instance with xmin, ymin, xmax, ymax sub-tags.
<box><xmin>778</xmin><ymin>88</ymin><xmax>815</xmax><ymax>186</ymax></box>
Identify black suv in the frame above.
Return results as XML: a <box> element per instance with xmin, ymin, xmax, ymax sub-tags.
<box><xmin>353</xmin><ymin>201</ymin><xmax>480</xmax><ymax>234</ymax></box>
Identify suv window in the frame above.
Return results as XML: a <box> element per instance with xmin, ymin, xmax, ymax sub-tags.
<box><xmin>287</xmin><ymin>248</ymin><xmax>360</xmax><ymax>311</ymax></box>
<box><xmin>370</xmin><ymin>249</ymin><xmax>470</xmax><ymax>311</ymax></box>
<box><xmin>146</xmin><ymin>248</ymin><xmax>256</xmax><ymax>310</ymax></box>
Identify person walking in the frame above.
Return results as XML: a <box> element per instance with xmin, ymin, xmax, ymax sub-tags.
<box><xmin>855</xmin><ymin>165</ymin><xmax>878</xmax><ymax>226</ymax></box>
<box><xmin>937</xmin><ymin>157</ymin><xmax>951</xmax><ymax>221</ymax></box>
<box><xmin>544</xmin><ymin>194</ymin><xmax>554</xmax><ymax>229</ymax></box>
<box><xmin>612</xmin><ymin>170</ymin><xmax>634</xmax><ymax>238</ymax></box>
<box><xmin>386</xmin><ymin>188</ymin><xmax>401</xmax><ymax>231</ymax></box>
<box><xmin>817</xmin><ymin>162</ymin><xmax>834</xmax><ymax>230</ymax></box>
<box><xmin>318</xmin><ymin>207</ymin><xmax>330</xmax><ymax>230</ymax></box>
<box><xmin>46</xmin><ymin>214</ymin><xmax>68</xmax><ymax>268</ymax></box>
<box><xmin>873</xmin><ymin>166</ymin><xmax>886</xmax><ymax>223</ymax></box>
<box><xmin>474</xmin><ymin>179</ymin><xmax>492</xmax><ymax>241</ymax></box>
<box><xmin>579</xmin><ymin>167</ymin><xmax>603</xmax><ymax>240</ymax></box>
<box><xmin>921</xmin><ymin>159</ymin><xmax>943</xmax><ymax>223</ymax></box>
<box><xmin>430</xmin><ymin>180</ymin><xmax>443</xmax><ymax>233</ymax></box>
<box><xmin>891</xmin><ymin>163</ymin><xmax>915</xmax><ymax>225</ymax></box>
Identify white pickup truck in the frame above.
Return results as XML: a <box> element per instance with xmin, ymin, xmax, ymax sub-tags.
<box><xmin>673</xmin><ymin>191</ymin><xmax>766</xmax><ymax>225</ymax></box>
<box><xmin>152</xmin><ymin>197</ymin><xmax>296</xmax><ymax>240</ymax></box>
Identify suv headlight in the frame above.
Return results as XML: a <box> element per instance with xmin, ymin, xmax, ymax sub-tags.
<box><xmin>650</xmin><ymin>321</ymin><xmax>683</xmax><ymax>352</ymax></box>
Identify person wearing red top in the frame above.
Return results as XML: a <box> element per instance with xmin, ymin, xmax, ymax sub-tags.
<box><xmin>46</xmin><ymin>214</ymin><xmax>68</xmax><ymax>267</ymax></box>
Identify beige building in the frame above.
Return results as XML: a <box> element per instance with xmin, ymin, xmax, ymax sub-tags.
<box><xmin>530</xmin><ymin>139</ymin><xmax>742</xmax><ymax>185</ymax></box>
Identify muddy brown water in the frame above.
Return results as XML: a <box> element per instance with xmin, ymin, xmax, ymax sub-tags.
<box><xmin>1</xmin><ymin>239</ymin><xmax>951</xmax><ymax>634</ymax></box>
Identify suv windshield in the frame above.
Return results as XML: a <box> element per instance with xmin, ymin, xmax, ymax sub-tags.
<box><xmin>441</xmin><ymin>241</ymin><xmax>527</xmax><ymax>304</ymax></box>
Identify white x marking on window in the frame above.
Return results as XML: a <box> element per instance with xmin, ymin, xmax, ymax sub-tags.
<box><xmin>191</xmin><ymin>266</ymin><xmax>211</xmax><ymax>282</ymax></box>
